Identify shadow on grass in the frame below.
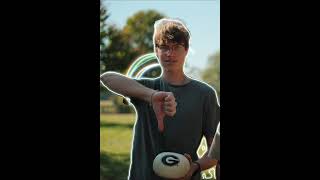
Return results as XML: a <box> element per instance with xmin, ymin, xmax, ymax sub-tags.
<box><xmin>100</xmin><ymin>122</ymin><xmax>134</xmax><ymax>129</ymax></box>
<box><xmin>100</xmin><ymin>152</ymin><xmax>131</xmax><ymax>180</ymax></box>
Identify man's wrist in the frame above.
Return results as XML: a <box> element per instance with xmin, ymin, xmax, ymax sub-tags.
<box><xmin>148</xmin><ymin>90</ymin><xmax>157</xmax><ymax>106</ymax></box>
<box><xmin>191</xmin><ymin>161</ymin><xmax>201</xmax><ymax>177</ymax></box>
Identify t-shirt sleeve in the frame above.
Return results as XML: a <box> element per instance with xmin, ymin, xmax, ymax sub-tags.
<box><xmin>202</xmin><ymin>88</ymin><xmax>220</xmax><ymax>139</ymax></box>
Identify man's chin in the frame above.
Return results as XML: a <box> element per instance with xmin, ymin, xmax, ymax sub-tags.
<box><xmin>162</xmin><ymin>66</ymin><xmax>176</xmax><ymax>72</ymax></box>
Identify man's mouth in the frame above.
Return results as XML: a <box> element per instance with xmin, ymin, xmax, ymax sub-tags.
<box><xmin>163</xmin><ymin>60</ymin><xmax>177</xmax><ymax>64</ymax></box>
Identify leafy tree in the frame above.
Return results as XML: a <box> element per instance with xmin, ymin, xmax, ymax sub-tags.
<box><xmin>202</xmin><ymin>51</ymin><xmax>220</xmax><ymax>97</ymax></box>
<box><xmin>102</xmin><ymin>10</ymin><xmax>165</xmax><ymax>73</ymax></box>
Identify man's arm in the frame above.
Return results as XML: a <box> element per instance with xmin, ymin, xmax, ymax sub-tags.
<box><xmin>179</xmin><ymin>151</ymin><xmax>217</xmax><ymax>180</ymax></box>
<box><xmin>177</xmin><ymin>136</ymin><xmax>216</xmax><ymax>180</ymax></box>
<box><xmin>196</xmin><ymin>123</ymin><xmax>221</xmax><ymax>171</ymax></box>
<box><xmin>100</xmin><ymin>72</ymin><xmax>156</xmax><ymax>103</ymax></box>
<box><xmin>192</xmin><ymin>136</ymin><xmax>217</xmax><ymax>173</ymax></box>
<box><xmin>181</xmin><ymin>128</ymin><xmax>220</xmax><ymax>179</ymax></box>
<box><xmin>196</xmin><ymin>123</ymin><xmax>220</xmax><ymax>171</ymax></box>
<box><xmin>100</xmin><ymin>72</ymin><xmax>177</xmax><ymax>132</ymax></box>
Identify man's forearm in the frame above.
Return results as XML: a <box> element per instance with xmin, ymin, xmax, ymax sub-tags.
<box><xmin>194</xmin><ymin>136</ymin><xmax>217</xmax><ymax>171</ymax></box>
<box><xmin>100</xmin><ymin>72</ymin><xmax>156</xmax><ymax>103</ymax></box>
<box><xmin>195</xmin><ymin>152</ymin><xmax>218</xmax><ymax>171</ymax></box>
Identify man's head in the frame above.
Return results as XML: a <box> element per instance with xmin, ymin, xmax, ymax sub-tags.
<box><xmin>153</xmin><ymin>18</ymin><xmax>191</xmax><ymax>72</ymax></box>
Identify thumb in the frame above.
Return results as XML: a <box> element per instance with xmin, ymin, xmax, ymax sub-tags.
<box><xmin>155</xmin><ymin>111</ymin><xmax>165</xmax><ymax>132</ymax></box>
<box><xmin>152</xmin><ymin>91</ymin><xmax>168</xmax><ymax>132</ymax></box>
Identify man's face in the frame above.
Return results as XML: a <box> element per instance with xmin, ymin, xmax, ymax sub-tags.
<box><xmin>155</xmin><ymin>42</ymin><xmax>188</xmax><ymax>72</ymax></box>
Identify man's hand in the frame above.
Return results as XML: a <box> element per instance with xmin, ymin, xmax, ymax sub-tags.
<box><xmin>169</xmin><ymin>153</ymin><xmax>199</xmax><ymax>180</ymax></box>
<box><xmin>152</xmin><ymin>91</ymin><xmax>177</xmax><ymax>132</ymax></box>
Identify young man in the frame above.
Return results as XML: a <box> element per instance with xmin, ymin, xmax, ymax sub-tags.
<box><xmin>100</xmin><ymin>18</ymin><xmax>220</xmax><ymax>180</ymax></box>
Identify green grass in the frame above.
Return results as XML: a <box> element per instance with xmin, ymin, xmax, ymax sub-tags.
<box><xmin>100</xmin><ymin>114</ymin><xmax>135</xmax><ymax>154</ymax></box>
<box><xmin>100</xmin><ymin>113</ymin><xmax>135</xmax><ymax>180</ymax></box>
<box><xmin>100</xmin><ymin>113</ymin><xmax>216</xmax><ymax>180</ymax></box>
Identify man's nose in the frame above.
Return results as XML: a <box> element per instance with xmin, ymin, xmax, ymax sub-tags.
<box><xmin>165</xmin><ymin>49</ymin><xmax>175</xmax><ymax>56</ymax></box>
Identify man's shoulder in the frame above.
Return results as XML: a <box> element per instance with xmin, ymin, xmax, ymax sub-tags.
<box><xmin>190</xmin><ymin>78</ymin><xmax>218</xmax><ymax>93</ymax></box>
<box><xmin>189</xmin><ymin>78</ymin><xmax>220</xmax><ymax>105</ymax></box>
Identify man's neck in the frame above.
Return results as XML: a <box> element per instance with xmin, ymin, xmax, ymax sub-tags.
<box><xmin>161</xmin><ymin>71</ymin><xmax>190</xmax><ymax>85</ymax></box>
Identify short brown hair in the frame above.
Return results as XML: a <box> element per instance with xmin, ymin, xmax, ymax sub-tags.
<box><xmin>153</xmin><ymin>18</ymin><xmax>190</xmax><ymax>50</ymax></box>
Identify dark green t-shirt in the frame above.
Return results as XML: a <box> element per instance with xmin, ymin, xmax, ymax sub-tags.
<box><xmin>127</xmin><ymin>77</ymin><xmax>220</xmax><ymax>180</ymax></box>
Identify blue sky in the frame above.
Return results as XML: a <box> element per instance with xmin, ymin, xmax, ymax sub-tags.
<box><xmin>104</xmin><ymin>0</ymin><xmax>220</xmax><ymax>70</ymax></box>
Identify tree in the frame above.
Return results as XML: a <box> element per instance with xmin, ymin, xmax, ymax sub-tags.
<box><xmin>100</xmin><ymin>2</ymin><xmax>114</xmax><ymax>100</ymax></box>
<box><xmin>123</xmin><ymin>10</ymin><xmax>165</xmax><ymax>54</ymax></box>
<box><xmin>100</xmin><ymin>0</ymin><xmax>109</xmax><ymax>73</ymax></box>
<box><xmin>104</xmin><ymin>25</ymin><xmax>132</xmax><ymax>73</ymax></box>
<box><xmin>202</xmin><ymin>51</ymin><xmax>220</xmax><ymax>97</ymax></box>
<box><xmin>102</xmin><ymin>10</ymin><xmax>165</xmax><ymax>74</ymax></box>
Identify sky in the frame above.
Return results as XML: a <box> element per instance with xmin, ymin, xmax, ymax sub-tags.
<box><xmin>103</xmin><ymin>0</ymin><xmax>220</xmax><ymax>70</ymax></box>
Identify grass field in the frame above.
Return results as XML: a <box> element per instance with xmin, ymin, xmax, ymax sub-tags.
<box><xmin>100</xmin><ymin>113</ymin><xmax>216</xmax><ymax>180</ymax></box>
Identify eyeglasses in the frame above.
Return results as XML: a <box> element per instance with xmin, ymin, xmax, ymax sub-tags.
<box><xmin>157</xmin><ymin>44</ymin><xmax>185</xmax><ymax>54</ymax></box>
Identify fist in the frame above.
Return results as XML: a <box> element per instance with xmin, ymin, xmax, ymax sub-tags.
<box><xmin>151</xmin><ymin>91</ymin><xmax>177</xmax><ymax>132</ymax></box>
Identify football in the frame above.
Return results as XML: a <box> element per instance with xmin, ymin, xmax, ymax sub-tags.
<box><xmin>153</xmin><ymin>152</ymin><xmax>190</xmax><ymax>179</ymax></box>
